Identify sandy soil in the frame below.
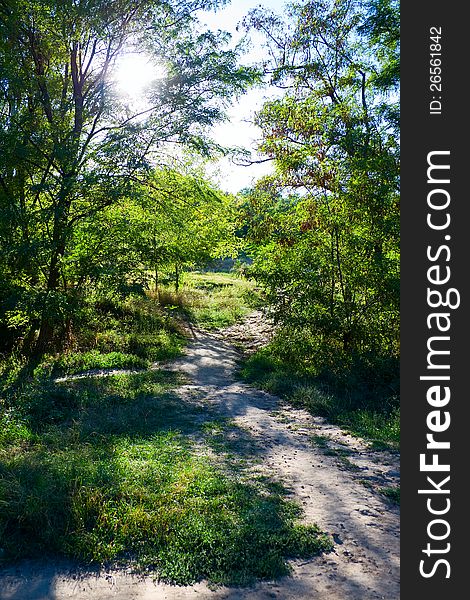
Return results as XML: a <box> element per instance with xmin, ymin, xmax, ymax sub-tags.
<box><xmin>0</xmin><ymin>312</ymin><xmax>399</xmax><ymax>600</ymax></box>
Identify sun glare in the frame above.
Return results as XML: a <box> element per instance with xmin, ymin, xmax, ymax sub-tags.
<box><xmin>114</xmin><ymin>53</ymin><xmax>165</xmax><ymax>101</ymax></box>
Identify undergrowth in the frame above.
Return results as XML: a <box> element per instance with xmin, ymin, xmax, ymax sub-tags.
<box><xmin>240</xmin><ymin>331</ymin><xmax>400</xmax><ymax>449</ymax></box>
<box><xmin>0</xmin><ymin>368</ymin><xmax>332</xmax><ymax>583</ymax></box>
<box><xmin>380</xmin><ymin>486</ymin><xmax>400</xmax><ymax>505</ymax></box>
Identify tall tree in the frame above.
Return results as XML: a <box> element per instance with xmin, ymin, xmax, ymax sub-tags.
<box><xmin>242</xmin><ymin>0</ymin><xmax>399</xmax><ymax>358</ymax></box>
<box><xmin>0</xmin><ymin>0</ymin><xmax>256</xmax><ymax>351</ymax></box>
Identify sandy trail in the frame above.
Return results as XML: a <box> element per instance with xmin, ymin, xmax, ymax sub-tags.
<box><xmin>0</xmin><ymin>315</ymin><xmax>399</xmax><ymax>600</ymax></box>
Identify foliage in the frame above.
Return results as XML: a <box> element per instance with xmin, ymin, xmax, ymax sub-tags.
<box><xmin>110</xmin><ymin>169</ymin><xmax>240</xmax><ymax>293</ymax></box>
<box><xmin>241</xmin><ymin>0</ymin><xmax>399</xmax><ymax>364</ymax></box>
<box><xmin>0</xmin><ymin>0</ymin><xmax>256</xmax><ymax>352</ymax></box>
<box><xmin>0</xmin><ymin>0</ymin><xmax>402</xmax><ymax>583</ymax></box>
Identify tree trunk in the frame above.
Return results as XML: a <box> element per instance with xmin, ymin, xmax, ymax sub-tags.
<box><xmin>35</xmin><ymin>249</ymin><xmax>61</xmax><ymax>354</ymax></box>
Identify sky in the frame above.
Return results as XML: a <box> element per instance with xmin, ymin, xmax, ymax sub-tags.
<box><xmin>114</xmin><ymin>1</ymin><xmax>288</xmax><ymax>194</ymax></box>
<box><xmin>198</xmin><ymin>0</ymin><xmax>287</xmax><ymax>193</ymax></box>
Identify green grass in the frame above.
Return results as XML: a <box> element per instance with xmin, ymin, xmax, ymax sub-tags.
<box><xmin>310</xmin><ymin>435</ymin><xmax>360</xmax><ymax>471</ymax></box>
<box><xmin>157</xmin><ymin>271</ymin><xmax>262</xmax><ymax>330</ymax></box>
<box><xmin>0</xmin><ymin>279</ymin><xmax>332</xmax><ymax>584</ymax></box>
<box><xmin>310</xmin><ymin>434</ymin><xmax>330</xmax><ymax>449</ymax></box>
<box><xmin>43</xmin><ymin>350</ymin><xmax>149</xmax><ymax>376</ymax></box>
<box><xmin>13</xmin><ymin>295</ymin><xmax>187</xmax><ymax>381</ymax></box>
<box><xmin>240</xmin><ymin>346</ymin><xmax>399</xmax><ymax>450</ymax></box>
<box><xmin>0</xmin><ymin>370</ymin><xmax>332</xmax><ymax>584</ymax></box>
<box><xmin>380</xmin><ymin>486</ymin><xmax>400</xmax><ymax>505</ymax></box>
<box><xmin>1</xmin><ymin>272</ymin><xmax>398</xmax><ymax>583</ymax></box>
<box><xmin>311</xmin><ymin>438</ymin><xmax>351</xmax><ymax>458</ymax></box>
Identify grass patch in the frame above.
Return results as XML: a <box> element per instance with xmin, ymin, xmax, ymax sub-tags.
<box><xmin>310</xmin><ymin>435</ymin><xmax>359</xmax><ymax>470</ymax></box>
<box><xmin>0</xmin><ymin>275</ymin><xmax>333</xmax><ymax>583</ymax></box>
<box><xmin>157</xmin><ymin>272</ymin><xmax>262</xmax><ymax>330</ymax></box>
<box><xmin>44</xmin><ymin>350</ymin><xmax>148</xmax><ymax>376</ymax></box>
<box><xmin>201</xmin><ymin>418</ymin><xmax>266</xmax><ymax>464</ymax></box>
<box><xmin>380</xmin><ymin>486</ymin><xmax>400</xmax><ymax>505</ymax></box>
<box><xmin>240</xmin><ymin>345</ymin><xmax>399</xmax><ymax>449</ymax></box>
<box><xmin>0</xmin><ymin>366</ymin><xmax>331</xmax><ymax>585</ymax></box>
<box><xmin>369</xmin><ymin>439</ymin><xmax>397</xmax><ymax>452</ymax></box>
<box><xmin>310</xmin><ymin>434</ymin><xmax>330</xmax><ymax>449</ymax></box>
<box><xmin>336</xmin><ymin>456</ymin><xmax>361</xmax><ymax>471</ymax></box>
<box><xmin>13</xmin><ymin>294</ymin><xmax>188</xmax><ymax>381</ymax></box>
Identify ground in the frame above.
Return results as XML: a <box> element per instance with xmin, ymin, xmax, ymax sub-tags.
<box><xmin>0</xmin><ymin>311</ymin><xmax>399</xmax><ymax>600</ymax></box>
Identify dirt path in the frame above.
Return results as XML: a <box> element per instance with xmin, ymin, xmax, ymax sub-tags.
<box><xmin>0</xmin><ymin>313</ymin><xmax>399</xmax><ymax>600</ymax></box>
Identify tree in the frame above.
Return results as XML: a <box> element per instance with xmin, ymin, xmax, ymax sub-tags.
<box><xmin>0</xmin><ymin>0</ymin><xmax>257</xmax><ymax>352</ymax></box>
<box><xmin>242</xmin><ymin>0</ymin><xmax>399</xmax><ymax>359</ymax></box>
<box><xmin>91</xmin><ymin>168</ymin><xmax>239</xmax><ymax>294</ymax></box>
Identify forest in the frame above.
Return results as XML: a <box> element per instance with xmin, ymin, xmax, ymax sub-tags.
<box><xmin>0</xmin><ymin>0</ymin><xmax>400</xmax><ymax>596</ymax></box>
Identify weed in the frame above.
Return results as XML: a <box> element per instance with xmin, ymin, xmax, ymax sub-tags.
<box><xmin>170</xmin><ymin>272</ymin><xmax>261</xmax><ymax>329</ymax></box>
<box><xmin>0</xmin><ymin>273</ymin><xmax>333</xmax><ymax>583</ymax></box>
<box><xmin>336</xmin><ymin>456</ymin><xmax>361</xmax><ymax>472</ymax></box>
<box><xmin>46</xmin><ymin>351</ymin><xmax>148</xmax><ymax>376</ymax></box>
<box><xmin>310</xmin><ymin>434</ymin><xmax>330</xmax><ymax>449</ymax></box>
<box><xmin>310</xmin><ymin>436</ymin><xmax>359</xmax><ymax>470</ymax></box>
<box><xmin>380</xmin><ymin>486</ymin><xmax>400</xmax><ymax>505</ymax></box>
